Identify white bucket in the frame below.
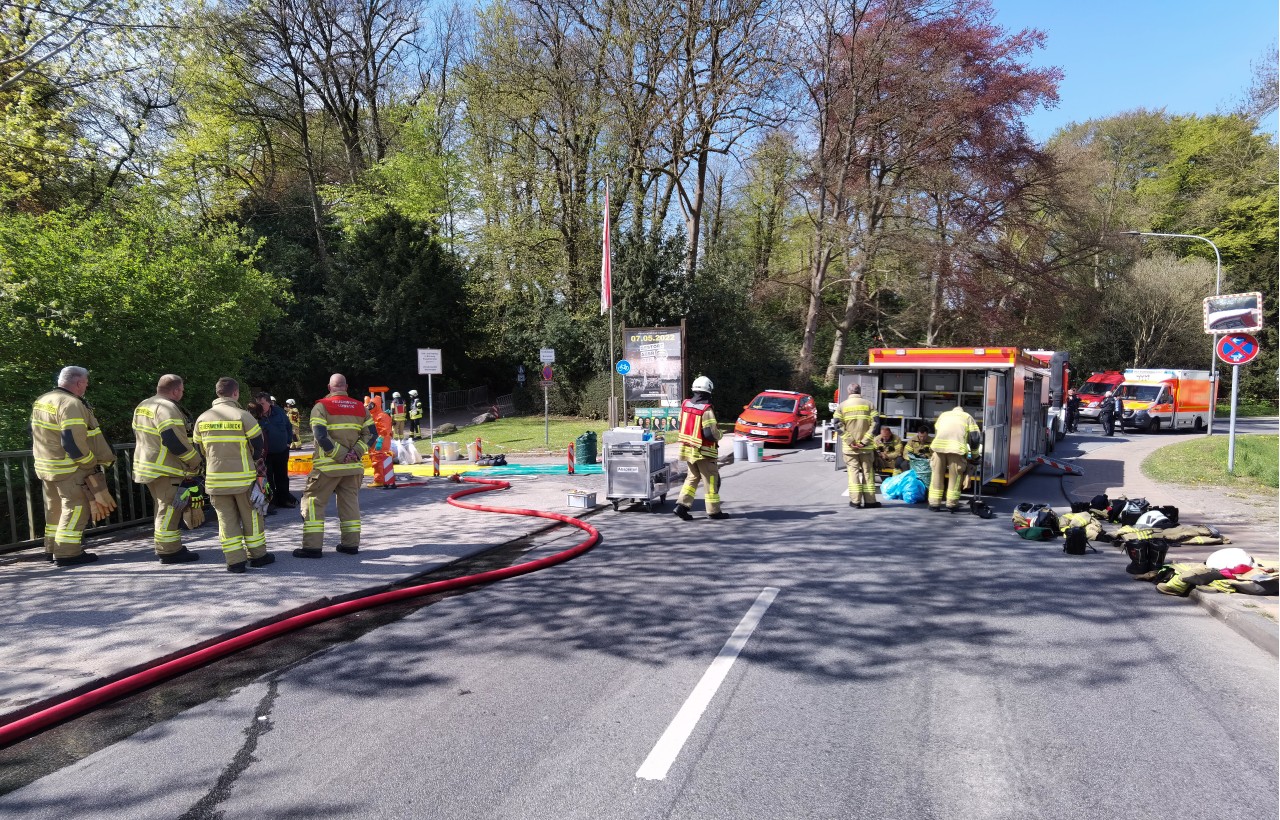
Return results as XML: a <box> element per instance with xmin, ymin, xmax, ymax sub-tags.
<box><xmin>746</xmin><ymin>441</ymin><xmax>764</xmax><ymax>463</ymax></box>
<box><xmin>732</xmin><ymin>436</ymin><xmax>749</xmax><ymax>461</ymax></box>
<box><xmin>438</xmin><ymin>441</ymin><xmax>459</xmax><ymax>461</ymax></box>
<box><xmin>466</xmin><ymin>441</ymin><xmax>482</xmax><ymax>461</ymax></box>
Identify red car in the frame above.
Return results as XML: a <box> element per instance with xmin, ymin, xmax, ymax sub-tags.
<box><xmin>734</xmin><ymin>390</ymin><xmax>818</xmax><ymax>445</ymax></box>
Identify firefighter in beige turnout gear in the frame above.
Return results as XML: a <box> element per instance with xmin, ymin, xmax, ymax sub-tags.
<box><xmin>193</xmin><ymin>377</ymin><xmax>274</xmax><ymax>573</ymax></box>
<box><xmin>132</xmin><ymin>374</ymin><xmax>204</xmax><ymax>564</ymax></box>
<box><xmin>835</xmin><ymin>384</ymin><xmax>880</xmax><ymax>508</ymax></box>
<box><xmin>296</xmin><ymin>374</ymin><xmax>376</xmax><ymax>557</ymax></box>
<box><xmin>929</xmin><ymin>405</ymin><xmax>982</xmax><ymax>512</ymax></box>
<box><xmin>674</xmin><ymin>376</ymin><xmax>729</xmax><ymax>520</ymax></box>
<box><xmin>30</xmin><ymin>366</ymin><xmax>117</xmax><ymax>566</ymax></box>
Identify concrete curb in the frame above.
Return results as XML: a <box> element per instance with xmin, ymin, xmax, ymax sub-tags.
<box><xmin>1190</xmin><ymin>590</ymin><xmax>1280</xmax><ymax>657</ymax></box>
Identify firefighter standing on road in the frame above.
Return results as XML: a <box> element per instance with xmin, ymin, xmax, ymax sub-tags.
<box><xmin>408</xmin><ymin>389</ymin><xmax>423</xmax><ymax>438</ymax></box>
<box><xmin>296</xmin><ymin>374</ymin><xmax>375</xmax><ymax>557</ymax></box>
<box><xmin>31</xmin><ymin>366</ymin><xmax>117</xmax><ymax>567</ymax></box>
<box><xmin>193</xmin><ymin>377</ymin><xmax>274</xmax><ymax>573</ymax></box>
<box><xmin>928</xmin><ymin>405</ymin><xmax>982</xmax><ymax>512</ymax></box>
<box><xmin>674</xmin><ymin>376</ymin><xmax>729</xmax><ymax>520</ymax></box>
<box><xmin>132</xmin><ymin>374</ymin><xmax>203</xmax><ymax>564</ymax></box>
<box><xmin>835</xmin><ymin>384</ymin><xmax>880</xmax><ymax>508</ymax></box>
<box><xmin>285</xmin><ymin>399</ymin><xmax>302</xmax><ymax>449</ymax></box>
<box><xmin>391</xmin><ymin>392</ymin><xmax>407</xmax><ymax>438</ymax></box>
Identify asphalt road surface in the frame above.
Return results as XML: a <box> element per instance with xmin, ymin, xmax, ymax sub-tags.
<box><xmin>2</xmin><ymin>440</ymin><xmax>1276</xmax><ymax>820</ymax></box>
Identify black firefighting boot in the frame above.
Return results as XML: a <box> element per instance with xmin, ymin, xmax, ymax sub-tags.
<box><xmin>673</xmin><ymin>504</ymin><xmax>692</xmax><ymax>521</ymax></box>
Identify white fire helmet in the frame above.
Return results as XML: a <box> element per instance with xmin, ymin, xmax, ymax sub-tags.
<box><xmin>408</xmin><ymin>390</ymin><xmax>418</xmax><ymax>397</ymax></box>
<box><xmin>392</xmin><ymin>391</ymin><xmax>401</xmax><ymax>398</ymax></box>
<box><xmin>285</xmin><ymin>399</ymin><xmax>296</xmax><ymax>406</ymax></box>
<box><xmin>692</xmin><ymin>376</ymin><xmax>714</xmax><ymax>393</ymax></box>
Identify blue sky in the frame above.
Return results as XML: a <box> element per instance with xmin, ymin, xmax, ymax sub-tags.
<box><xmin>989</xmin><ymin>0</ymin><xmax>1278</xmax><ymax>142</ymax></box>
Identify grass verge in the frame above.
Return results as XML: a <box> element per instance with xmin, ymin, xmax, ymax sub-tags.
<box><xmin>416</xmin><ymin>415</ymin><xmax>611</xmax><ymax>455</ymax></box>
<box><xmin>1141</xmin><ymin>434</ymin><xmax>1279</xmax><ymax>491</ymax></box>
<box><xmin>1215</xmin><ymin>401</ymin><xmax>1278</xmax><ymax>417</ymax></box>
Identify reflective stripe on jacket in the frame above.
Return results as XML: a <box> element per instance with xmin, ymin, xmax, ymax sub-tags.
<box><xmin>311</xmin><ymin>392</ymin><xmax>374</xmax><ymax>475</ymax></box>
<box><xmin>932</xmin><ymin>407</ymin><xmax>981</xmax><ymax>456</ymax></box>
<box><xmin>31</xmin><ymin>388</ymin><xmax>113</xmax><ymax>481</ymax></box>
<box><xmin>677</xmin><ymin>399</ymin><xmax>719</xmax><ymax>461</ymax></box>
<box><xmin>835</xmin><ymin>396</ymin><xmax>877</xmax><ymax>451</ymax></box>
<box><xmin>193</xmin><ymin>398</ymin><xmax>262</xmax><ymax>494</ymax></box>
<box><xmin>132</xmin><ymin>396</ymin><xmax>200</xmax><ymax>481</ymax></box>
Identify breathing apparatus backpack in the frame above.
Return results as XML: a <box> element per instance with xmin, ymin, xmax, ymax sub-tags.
<box><xmin>1117</xmin><ymin>498</ymin><xmax>1150</xmax><ymax>526</ymax></box>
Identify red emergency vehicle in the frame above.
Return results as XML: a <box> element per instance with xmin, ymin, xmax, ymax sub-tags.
<box><xmin>833</xmin><ymin>347</ymin><xmax>1072</xmax><ymax>489</ymax></box>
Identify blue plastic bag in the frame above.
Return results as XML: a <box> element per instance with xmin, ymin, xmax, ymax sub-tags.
<box><xmin>900</xmin><ymin>471</ymin><xmax>927</xmax><ymax>504</ymax></box>
<box><xmin>881</xmin><ymin>470</ymin><xmax>911</xmax><ymax>500</ymax></box>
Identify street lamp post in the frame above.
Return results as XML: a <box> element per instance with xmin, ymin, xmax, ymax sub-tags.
<box><xmin>1119</xmin><ymin>231</ymin><xmax>1222</xmax><ymax>435</ymax></box>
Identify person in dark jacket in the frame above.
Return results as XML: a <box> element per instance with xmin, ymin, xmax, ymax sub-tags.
<box><xmin>1099</xmin><ymin>391</ymin><xmax>1122</xmax><ymax>437</ymax></box>
<box><xmin>1066</xmin><ymin>389</ymin><xmax>1081</xmax><ymax>433</ymax></box>
<box><xmin>252</xmin><ymin>392</ymin><xmax>297</xmax><ymax>511</ymax></box>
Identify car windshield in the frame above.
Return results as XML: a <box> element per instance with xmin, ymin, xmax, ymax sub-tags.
<box><xmin>1078</xmin><ymin>382</ymin><xmax>1112</xmax><ymax>397</ymax></box>
<box><xmin>1117</xmin><ymin>385</ymin><xmax>1162</xmax><ymax>402</ymax></box>
<box><xmin>750</xmin><ymin>396</ymin><xmax>797</xmax><ymax>413</ymax></box>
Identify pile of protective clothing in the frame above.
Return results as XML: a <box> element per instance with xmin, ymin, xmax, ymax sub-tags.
<box><xmin>1133</xmin><ymin>547</ymin><xmax>1279</xmax><ymax>598</ymax></box>
<box><xmin>1011</xmin><ymin>494</ymin><xmax>1231</xmax><ymax>562</ymax></box>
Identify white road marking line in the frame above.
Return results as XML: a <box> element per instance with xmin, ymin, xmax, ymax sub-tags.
<box><xmin>636</xmin><ymin>587</ymin><xmax>780</xmax><ymax>781</ymax></box>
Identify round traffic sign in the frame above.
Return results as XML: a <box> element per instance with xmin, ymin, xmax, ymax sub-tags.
<box><xmin>616</xmin><ymin>359</ymin><xmax>631</xmax><ymax>375</ymax></box>
<box><xmin>1216</xmin><ymin>333</ymin><xmax>1260</xmax><ymax>365</ymax></box>
<box><xmin>541</xmin><ymin>364</ymin><xmax>554</xmax><ymax>381</ymax></box>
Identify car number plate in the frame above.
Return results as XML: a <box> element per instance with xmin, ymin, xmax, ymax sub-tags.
<box><xmin>753</xmin><ymin>429</ymin><xmax>768</xmax><ymax>436</ymax></box>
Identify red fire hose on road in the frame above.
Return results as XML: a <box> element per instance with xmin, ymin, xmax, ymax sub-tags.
<box><xmin>0</xmin><ymin>477</ymin><xmax>600</xmax><ymax>748</ymax></box>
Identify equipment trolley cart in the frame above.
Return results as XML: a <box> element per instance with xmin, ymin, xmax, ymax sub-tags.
<box><xmin>605</xmin><ymin>440</ymin><xmax>670</xmax><ymax>512</ymax></box>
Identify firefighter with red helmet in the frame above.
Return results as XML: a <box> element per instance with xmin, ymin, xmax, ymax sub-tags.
<box><xmin>674</xmin><ymin>376</ymin><xmax>729</xmax><ymax>520</ymax></box>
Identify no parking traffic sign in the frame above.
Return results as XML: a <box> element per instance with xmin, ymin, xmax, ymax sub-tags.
<box><xmin>1216</xmin><ymin>333</ymin><xmax>1260</xmax><ymax>366</ymax></box>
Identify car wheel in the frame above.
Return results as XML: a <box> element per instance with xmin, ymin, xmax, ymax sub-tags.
<box><xmin>1150</xmin><ymin>419</ymin><xmax>1161</xmax><ymax>434</ymax></box>
<box><xmin>1193</xmin><ymin>416</ymin><xmax>1205</xmax><ymax>434</ymax></box>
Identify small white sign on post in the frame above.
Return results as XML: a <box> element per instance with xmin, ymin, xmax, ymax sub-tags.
<box><xmin>417</xmin><ymin>348</ymin><xmax>442</xmax><ymax>375</ymax></box>
<box><xmin>540</xmin><ymin>347</ymin><xmax>556</xmax><ymax>364</ymax></box>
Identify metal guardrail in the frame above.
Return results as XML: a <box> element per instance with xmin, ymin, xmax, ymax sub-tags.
<box><xmin>0</xmin><ymin>444</ymin><xmax>154</xmax><ymax>554</ymax></box>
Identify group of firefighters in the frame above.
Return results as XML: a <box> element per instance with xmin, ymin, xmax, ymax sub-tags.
<box><xmin>671</xmin><ymin>376</ymin><xmax>982</xmax><ymax>518</ymax></box>
<box><xmin>32</xmin><ymin>366</ymin><xmax>384</xmax><ymax>572</ymax></box>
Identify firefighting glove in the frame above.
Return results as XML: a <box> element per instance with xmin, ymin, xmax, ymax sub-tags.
<box><xmin>343</xmin><ymin>447</ymin><xmax>364</xmax><ymax>463</ymax></box>
<box><xmin>965</xmin><ymin>451</ymin><xmax>982</xmax><ymax>465</ymax></box>
<box><xmin>83</xmin><ymin>471</ymin><xmax>117</xmax><ymax>523</ymax></box>
<box><xmin>249</xmin><ymin>476</ymin><xmax>270</xmax><ymax>516</ymax></box>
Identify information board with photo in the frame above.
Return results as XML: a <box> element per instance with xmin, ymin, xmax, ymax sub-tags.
<box><xmin>623</xmin><ymin>327</ymin><xmax>683</xmax><ymax>404</ymax></box>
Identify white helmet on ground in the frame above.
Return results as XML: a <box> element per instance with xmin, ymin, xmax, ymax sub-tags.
<box><xmin>285</xmin><ymin>399</ymin><xmax>296</xmax><ymax>406</ymax></box>
<box><xmin>692</xmin><ymin>376</ymin><xmax>714</xmax><ymax>393</ymax></box>
<box><xmin>408</xmin><ymin>389</ymin><xmax>418</xmax><ymax>397</ymax></box>
<box><xmin>392</xmin><ymin>391</ymin><xmax>401</xmax><ymax>398</ymax></box>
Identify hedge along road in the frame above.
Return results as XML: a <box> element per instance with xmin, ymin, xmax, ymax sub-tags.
<box><xmin>1</xmin><ymin>438</ymin><xmax>1275</xmax><ymax>820</ymax></box>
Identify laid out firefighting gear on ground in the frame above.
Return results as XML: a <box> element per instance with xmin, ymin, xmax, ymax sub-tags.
<box><xmin>873</xmin><ymin>429</ymin><xmax>907</xmax><ymax>473</ymax></box>
<box><xmin>391</xmin><ymin>392</ymin><xmax>407</xmax><ymax>438</ymax></box>
<box><xmin>193</xmin><ymin>394</ymin><xmax>270</xmax><ymax>571</ymax></box>
<box><xmin>285</xmin><ymin>401</ymin><xmax>302</xmax><ymax>449</ymax></box>
<box><xmin>928</xmin><ymin>406</ymin><xmax>981</xmax><ymax>511</ymax></box>
<box><xmin>675</xmin><ymin>379</ymin><xmax>727</xmax><ymax>520</ymax></box>
<box><xmin>32</xmin><ymin>378</ymin><xmax>116</xmax><ymax>565</ymax></box>
<box><xmin>1139</xmin><ymin>557</ymin><xmax>1279</xmax><ymax>597</ymax></box>
<box><xmin>408</xmin><ymin>389</ymin><xmax>423</xmax><ymax>438</ymax></box>
<box><xmin>834</xmin><ymin>385</ymin><xmax>879</xmax><ymax>508</ymax></box>
<box><xmin>133</xmin><ymin>390</ymin><xmax>203</xmax><ymax>558</ymax></box>
<box><xmin>299</xmin><ymin>384</ymin><xmax>376</xmax><ymax>556</ymax></box>
<box><xmin>1113</xmin><ymin>523</ymin><xmax>1228</xmax><ymax>546</ymax></box>
<box><xmin>1058</xmin><ymin>510</ymin><xmax>1105</xmax><ymax>541</ymax></box>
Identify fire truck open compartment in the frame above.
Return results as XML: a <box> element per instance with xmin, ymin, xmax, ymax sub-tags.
<box><xmin>835</xmin><ymin>348</ymin><xmax>1059</xmax><ymax>489</ymax></box>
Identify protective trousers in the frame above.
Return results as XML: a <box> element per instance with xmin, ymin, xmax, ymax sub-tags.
<box><xmin>928</xmin><ymin>452</ymin><xmax>967</xmax><ymax>508</ymax></box>
<box><xmin>301</xmin><ymin>472</ymin><xmax>362</xmax><ymax>549</ymax></box>
<box><xmin>41</xmin><ymin>477</ymin><xmax>91</xmax><ymax>559</ymax></box>
<box><xmin>393</xmin><ymin>420</ymin><xmax>405</xmax><ymax>438</ymax></box>
<box><xmin>678</xmin><ymin>458</ymin><xmax>721</xmax><ymax>515</ymax></box>
<box><xmin>843</xmin><ymin>448</ymin><xmax>876</xmax><ymax>504</ymax></box>
<box><xmin>208</xmin><ymin>493</ymin><xmax>267</xmax><ymax>566</ymax></box>
<box><xmin>146</xmin><ymin>476</ymin><xmax>184</xmax><ymax>555</ymax></box>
